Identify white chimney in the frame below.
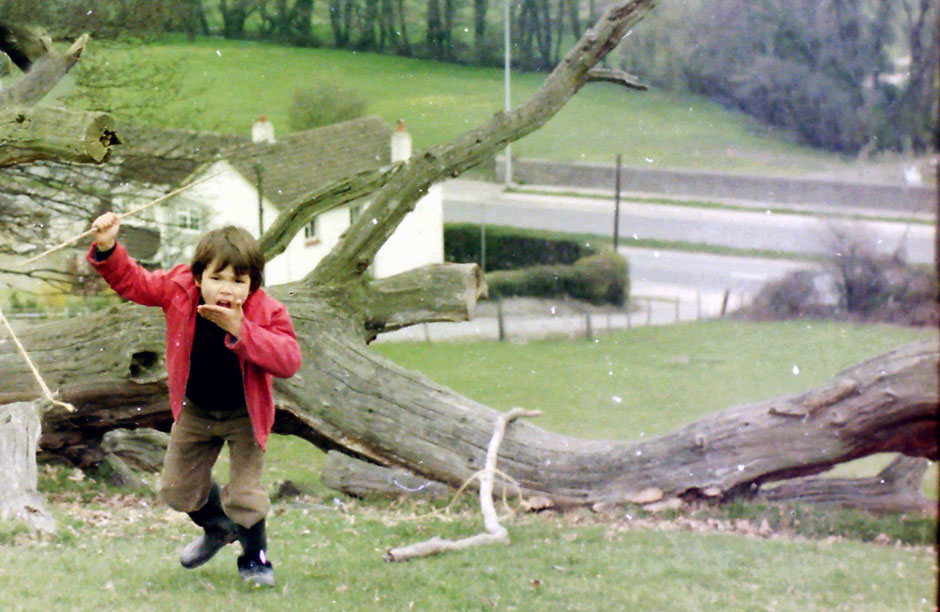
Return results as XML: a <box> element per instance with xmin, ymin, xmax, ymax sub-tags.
<box><xmin>252</xmin><ymin>115</ymin><xmax>275</xmax><ymax>144</ymax></box>
<box><xmin>391</xmin><ymin>119</ymin><xmax>412</xmax><ymax>162</ymax></box>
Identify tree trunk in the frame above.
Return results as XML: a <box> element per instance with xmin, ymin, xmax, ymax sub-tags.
<box><xmin>0</xmin><ymin>106</ymin><xmax>119</xmax><ymax>167</ymax></box>
<box><xmin>0</xmin><ymin>401</ymin><xmax>55</xmax><ymax>532</ymax></box>
<box><xmin>473</xmin><ymin>0</ymin><xmax>489</xmax><ymax>63</ymax></box>
<box><xmin>754</xmin><ymin>455</ymin><xmax>934</xmax><ymax>515</ymax></box>
<box><xmin>0</xmin><ymin>32</ymin><xmax>87</xmax><ymax>108</ymax></box>
<box><xmin>4</xmin><ymin>0</ymin><xmax>934</xmax><ymax>513</ymax></box>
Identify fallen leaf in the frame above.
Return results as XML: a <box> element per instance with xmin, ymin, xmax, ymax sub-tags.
<box><xmin>521</xmin><ymin>496</ymin><xmax>553</xmax><ymax>512</ymax></box>
<box><xmin>624</xmin><ymin>487</ymin><xmax>663</xmax><ymax>504</ymax></box>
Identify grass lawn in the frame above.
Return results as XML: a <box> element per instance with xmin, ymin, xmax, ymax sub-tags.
<box><xmin>370</xmin><ymin>319</ymin><xmax>933</xmax><ymax>440</ymax></box>
<box><xmin>4</xmin><ymin>320</ymin><xmax>936</xmax><ymax>610</ymax></box>
<box><xmin>58</xmin><ymin>36</ymin><xmax>865</xmax><ymax>176</ymax></box>
<box><xmin>3</xmin><ymin>499</ymin><xmax>935</xmax><ymax>611</ymax></box>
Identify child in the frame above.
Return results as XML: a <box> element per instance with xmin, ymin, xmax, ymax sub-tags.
<box><xmin>88</xmin><ymin>212</ymin><xmax>302</xmax><ymax>587</ymax></box>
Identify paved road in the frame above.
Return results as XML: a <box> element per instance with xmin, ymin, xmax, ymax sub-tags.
<box><xmin>443</xmin><ymin>180</ymin><xmax>935</xmax><ymax>264</ymax></box>
<box><xmin>619</xmin><ymin>246</ymin><xmax>815</xmax><ymax>317</ymax></box>
<box><xmin>376</xmin><ymin>179</ymin><xmax>935</xmax><ymax>342</ymax></box>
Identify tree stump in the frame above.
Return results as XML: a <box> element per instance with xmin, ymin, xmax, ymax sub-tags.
<box><xmin>0</xmin><ymin>401</ymin><xmax>55</xmax><ymax>533</ymax></box>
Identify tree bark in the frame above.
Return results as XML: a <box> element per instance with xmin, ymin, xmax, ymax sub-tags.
<box><xmin>4</xmin><ymin>0</ymin><xmax>935</xmax><ymax>512</ymax></box>
<box><xmin>754</xmin><ymin>455</ymin><xmax>934</xmax><ymax>515</ymax></box>
<box><xmin>0</xmin><ymin>30</ymin><xmax>119</xmax><ymax>169</ymax></box>
<box><xmin>322</xmin><ymin>451</ymin><xmax>455</xmax><ymax>499</ymax></box>
<box><xmin>0</xmin><ymin>33</ymin><xmax>87</xmax><ymax>108</ymax></box>
<box><xmin>0</xmin><ymin>106</ymin><xmax>119</xmax><ymax>167</ymax></box>
<box><xmin>0</xmin><ymin>401</ymin><xmax>56</xmax><ymax>532</ymax></box>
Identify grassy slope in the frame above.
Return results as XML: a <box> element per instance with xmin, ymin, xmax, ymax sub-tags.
<box><xmin>5</xmin><ymin>506</ymin><xmax>934</xmax><ymax>611</ymax></box>
<box><xmin>69</xmin><ymin>36</ymin><xmax>856</xmax><ymax>175</ymax></box>
<box><xmin>370</xmin><ymin>320</ymin><xmax>933</xmax><ymax>440</ymax></box>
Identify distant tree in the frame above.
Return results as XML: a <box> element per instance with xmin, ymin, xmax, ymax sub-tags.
<box><xmin>616</xmin><ymin>0</ymin><xmax>937</xmax><ymax>155</ymax></box>
<box><xmin>218</xmin><ymin>0</ymin><xmax>257</xmax><ymax>39</ymax></box>
<box><xmin>680</xmin><ymin>0</ymin><xmax>937</xmax><ymax>154</ymax></box>
<box><xmin>0</xmin><ymin>0</ymin><xmax>209</xmax><ymax>40</ymax></box>
<box><xmin>515</xmin><ymin>0</ymin><xmax>554</xmax><ymax>71</ymax></box>
<box><xmin>472</xmin><ymin>0</ymin><xmax>489</xmax><ymax>63</ymax></box>
<box><xmin>328</xmin><ymin>0</ymin><xmax>356</xmax><ymax>48</ymax></box>
<box><xmin>259</xmin><ymin>0</ymin><xmax>317</xmax><ymax>46</ymax></box>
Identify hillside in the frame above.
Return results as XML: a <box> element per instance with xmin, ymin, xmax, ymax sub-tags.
<box><xmin>57</xmin><ymin>36</ymin><xmax>929</xmax><ymax>181</ymax></box>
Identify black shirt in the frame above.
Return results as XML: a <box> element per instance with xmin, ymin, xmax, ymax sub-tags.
<box><xmin>185</xmin><ymin>300</ymin><xmax>247</xmax><ymax>415</ymax></box>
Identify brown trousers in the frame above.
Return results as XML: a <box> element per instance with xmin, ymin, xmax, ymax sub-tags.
<box><xmin>157</xmin><ymin>403</ymin><xmax>269</xmax><ymax>528</ymax></box>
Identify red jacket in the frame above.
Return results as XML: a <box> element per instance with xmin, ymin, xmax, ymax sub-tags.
<box><xmin>87</xmin><ymin>242</ymin><xmax>302</xmax><ymax>450</ymax></box>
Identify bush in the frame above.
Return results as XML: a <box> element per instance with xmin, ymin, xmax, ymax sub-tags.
<box><xmin>445</xmin><ymin>224</ymin><xmax>598</xmax><ymax>272</ymax></box>
<box><xmin>485</xmin><ymin>251</ymin><xmax>629</xmax><ymax>306</ymax></box>
<box><xmin>877</xmin><ymin>264</ymin><xmax>939</xmax><ymax>326</ymax></box>
<box><xmin>287</xmin><ymin>83</ymin><xmax>367</xmax><ymax>132</ymax></box>
<box><xmin>737</xmin><ymin>230</ymin><xmax>938</xmax><ymax>327</ymax></box>
<box><xmin>735</xmin><ymin>270</ymin><xmax>832</xmax><ymax>321</ymax></box>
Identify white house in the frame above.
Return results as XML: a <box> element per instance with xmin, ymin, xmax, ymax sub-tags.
<box><xmin>146</xmin><ymin>116</ymin><xmax>443</xmax><ymax>285</ymax></box>
<box><xmin>4</xmin><ymin>116</ymin><xmax>441</xmax><ymax>304</ymax></box>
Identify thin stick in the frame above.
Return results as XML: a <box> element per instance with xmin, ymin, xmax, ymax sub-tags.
<box><xmin>21</xmin><ymin>172</ymin><xmax>221</xmax><ymax>266</ymax></box>
<box><xmin>0</xmin><ymin>305</ymin><xmax>75</xmax><ymax>412</ymax></box>
<box><xmin>384</xmin><ymin>407</ymin><xmax>541</xmax><ymax>562</ymax></box>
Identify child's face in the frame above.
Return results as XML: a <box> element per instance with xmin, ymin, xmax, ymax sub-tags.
<box><xmin>195</xmin><ymin>261</ymin><xmax>251</xmax><ymax>309</ymax></box>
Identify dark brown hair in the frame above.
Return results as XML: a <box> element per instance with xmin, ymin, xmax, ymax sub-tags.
<box><xmin>190</xmin><ymin>226</ymin><xmax>264</xmax><ymax>292</ymax></box>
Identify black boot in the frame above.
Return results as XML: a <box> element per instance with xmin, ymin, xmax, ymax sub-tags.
<box><xmin>236</xmin><ymin>518</ymin><xmax>274</xmax><ymax>587</ymax></box>
<box><xmin>179</xmin><ymin>483</ymin><xmax>238</xmax><ymax>569</ymax></box>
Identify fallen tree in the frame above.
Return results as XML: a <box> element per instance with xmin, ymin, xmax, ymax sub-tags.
<box><xmin>1</xmin><ymin>1</ymin><xmax>937</xmax><ymax>519</ymax></box>
<box><xmin>0</xmin><ymin>25</ymin><xmax>118</xmax><ymax>532</ymax></box>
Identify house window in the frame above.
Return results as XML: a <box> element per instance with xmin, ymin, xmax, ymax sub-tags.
<box><xmin>304</xmin><ymin>218</ymin><xmax>319</xmax><ymax>246</ymax></box>
<box><xmin>177</xmin><ymin>206</ymin><xmax>202</xmax><ymax>231</ymax></box>
<box><xmin>349</xmin><ymin>203</ymin><xmax>364</xmax><ymax>225</ymax></box>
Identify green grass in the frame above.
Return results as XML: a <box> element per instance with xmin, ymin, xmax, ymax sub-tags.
<box><xmin>58</xmin><ymin>36</ymin><xmax>864</xmax><ymax>175</ymax></box>
<box><xmin>3</xmin><ymin>499</ymin><xmax>935</xmax><ymax>611</ymax></box>
<box><xmin>370</xmin><ymin>319</ymin><xmax>933</xmax><ymax>440</ymax></box>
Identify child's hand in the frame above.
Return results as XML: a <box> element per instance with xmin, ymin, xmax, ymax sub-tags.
<box><xmin>91</xmin><ymin>212</ymin><xmax>120</xmax><ymax>251</ymax></box>
<box><xmin>198</xmin><ymin>299</ymin><xmax>244</xmax><ymax>337</ymax></box>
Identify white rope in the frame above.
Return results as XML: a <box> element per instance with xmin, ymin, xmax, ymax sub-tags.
<box><xmin>0</xmin><ymin>305</ymin><xmax>75</xmax><ymax>412</ymax></box>
<box><xmin>21</xmin><ymin>171</ymin><xmax>221</xmax><ymax>266</ymax></box>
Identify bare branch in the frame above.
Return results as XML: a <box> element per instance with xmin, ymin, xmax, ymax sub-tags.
<box><xmin>359</xmin><ymin>263</ymin><xmax>486</xmax><ymax>342</ymax></box>
<box><xmin>259</xmin><ymin>164</ymin><xmax>403</xmax><ymax>262</ymax></box>
<box><xmin>0</xmin><ymin>106</ymin><xmax>119</xmax><ymax>168</ymax></box>
<box><xmin>0</xmin><ymin>33</ymin><xmax>89</xmax><ymax>109</ymax></box>
<box><xmin>385</xmin><ymin>408</ymin><xmax>541</xmax><ymax>562</ymax></box>
<box><xmin>311</xmin><ymin>0</ymin><xmax>658</xmax><ymax>284</ymax></box>
<box><xmin>586</xmin><ymin>67</ymin><xmax>648</xmax><ymax>90</ymax></box>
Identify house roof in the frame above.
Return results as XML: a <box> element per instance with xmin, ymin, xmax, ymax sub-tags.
<box><xmin>112</xmin><ymin>125</ymin><xmax>249</xmax><ymax>187</ymax></box>
<box><xmin>110</xmin><ymin>117</ymin><xmax>393</xmax><ymax>209</ymax></box>
<box><xmin>225</xmin><ymin>115</ymin><xmax>393</xmax><ymax>209</ymax></box>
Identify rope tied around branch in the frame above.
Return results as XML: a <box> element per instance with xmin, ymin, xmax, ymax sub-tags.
<box><xmin>0</xmin><ymin>304</ymin><xmax>75</xmax><ymax>412</ymax></box>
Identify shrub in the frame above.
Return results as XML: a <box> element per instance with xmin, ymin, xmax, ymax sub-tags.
<box><xmin>445</xmin><ymin>224</ymin><xmax>598</xmax><ymax>271</ymax></box>
<box><xmin>877</xmin><ymin>264</ymin><xmax>939</xmax><ymax>326</ymax></box>
<box><xmin>486</xmin><ymin>251</ymin><xmax>629</xmax><ymax>306</ymax></box>
<box><xmin>287</xmin><ymin>83</ymin><xmax>367</xmax><ymax>132</ymax></box>
<box><xmin>736</xmin><ymin>270</ymin><xmax>832</xmax><ymax>321</ymax></box>
<box><xmin>737</xmin><ymin>225</ymin><xmax>938</xmax><ymax>327</ymax></box>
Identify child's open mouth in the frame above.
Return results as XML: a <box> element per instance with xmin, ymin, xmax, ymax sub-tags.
<box><xmin>216</xmin><ymin>300</ymin><xmax>233</xmax><ymax>308</ymax></box>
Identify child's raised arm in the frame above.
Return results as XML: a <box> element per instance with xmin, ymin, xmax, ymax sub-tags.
<box><xmin>91</xmin><ymin>212</ymin><xmax>120</xmax><ymax>252</ymax></box>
